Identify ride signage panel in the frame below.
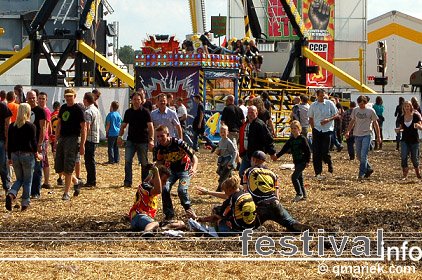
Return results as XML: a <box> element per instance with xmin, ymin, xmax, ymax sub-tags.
<box><xmin>303</xmin><ymin>0</ymin><xmax>335</xmax><ymax>41</ymax></box>
<box><xmin>211</xmin><ymin>16</ymin><xmax>227</xmax><ymax>36</ymax></box>
<box><xmin>266</xmin><ymin>0</ymin><xmax>302</xmax><ymax>40</ymax></box>
<box><xmin>306</xmin><ymin>41</ymin><xmax>334</xmax><ymax>87</ymax></box>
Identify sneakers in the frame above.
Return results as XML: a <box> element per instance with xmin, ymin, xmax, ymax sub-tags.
<box><xmin>31</xmin><ymin>194</ymin><xmax>40</xmax><ymax>199</ymax></box>
<box><xmin>316</xmin><ymin>174</ymin><xmax>326</xmax><ymax>180</ymax></box>
<box><xmin>41</xmin><ymin>184</ymin><xmax>51</xmax><ymax>189</ymax></box>
<box><xmin>336</xmin><ymin>146</ymin><xmax>344</xmax><ymax>152</ymax></box>
<box><xmin>292</xmin><ymin>195</ymin><xmax>303</xmax><ymax>202</ymax></box>
<box><xmin>5</xmin><ymin>193</ymin><xmax>14</xmax><ymax>211</ymax></box>
<box><xmin>62</xmin><ymin>193</ymin><xmax>71</xmax><ymax>200</ymax></box>
<box><xmin>358</xmin><ymin>176</ymin><xmax>365</xmax><ymax>183</ymax></box>
<box><xmin>21</xmin><ymin>205</ymin><xmax>30</xmax><ymax>212</ymax></box>
<box><xmin>364</xmin><ymin>168</ymin><xmax>374</xmax><ymax>178</ymax></box>
<box><xmin>57</xmin><ymin>178</ymin><xmax>63</xmax><ymax>185</ymax></box>
<box><xmin>73</xmin><ymin>179</ymin><xmax>83</xmax><ymax>196</ymax></box>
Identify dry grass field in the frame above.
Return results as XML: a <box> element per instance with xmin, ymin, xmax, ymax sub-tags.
<box><xmin>1</xmin><ymin>142</ymin><xmax>422</xmax><ymax>279</ymax></box>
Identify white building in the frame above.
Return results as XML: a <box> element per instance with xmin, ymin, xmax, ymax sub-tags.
<box><xmin>366</xmin><ymin>11</ymin><xmax>422</xmax><ymax>92</ymax></box>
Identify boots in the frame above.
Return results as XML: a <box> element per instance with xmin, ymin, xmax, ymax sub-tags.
<box><xmin>402</xmin><ymin>167</ymin><xmax>409</xmax><ymax>180</ymax></box>
<box><xmin>416</xmin><ymin>167</ymin><xmax>421</xmax><ymax>179</ymax></box>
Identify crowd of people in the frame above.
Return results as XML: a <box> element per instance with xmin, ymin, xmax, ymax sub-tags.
<box><xmin>2</xmin><ymin>85</ymin><xmax>420</xmax><ymax>238</ymax></box>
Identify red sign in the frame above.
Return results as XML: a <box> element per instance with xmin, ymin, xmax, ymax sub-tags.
<box><xmin>266</xmin><ymin>0</ymin><xmax>302</xmax><ymax>40</ymax></box>
<box><xmin>306</xmin><ymin>41</ymin><xmax>334</xmax><ymax>88</ymax></box>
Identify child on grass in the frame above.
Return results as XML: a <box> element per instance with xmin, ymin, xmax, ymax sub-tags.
<box><xmin>215</xmin><ymin>125</ymin><xmax>237</xmax><ymax>192</ymax></box>
<box><xmin>275</xmin><ymin>120</ymin><xmax>311</xmax><ymax>202</ymax></box>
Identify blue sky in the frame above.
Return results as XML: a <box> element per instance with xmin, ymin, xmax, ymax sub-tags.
<box><xmin>106</xmin><ymin>0</ymin><xmax>422</xmax><ymax>48</ymax></box>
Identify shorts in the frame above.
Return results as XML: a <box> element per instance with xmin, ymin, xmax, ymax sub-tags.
<box><xmin>42</xmin><ymin>140</ymin><xmax>49</xmax><ymax>168</ymax></box>
<box><xmin>131</xmin><ymin>213</ymin><xmax>154</xmax><ymax>231</ymax></box>
<box><xmin>55</xmin><ymin>136</ymin><xmax>80</xmax><ymax>175</ymax></box>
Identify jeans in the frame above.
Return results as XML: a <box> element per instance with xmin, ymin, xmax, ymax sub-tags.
<box><xmin>31</xmin><ymin>157</ymin><xmax>43</xmax><ymax>197</ymax></box>
<box><xmin>239</xmin><ymin>156</ymin><xmax>252</xmax><ymax>184</ymax></box>
<box><xmin>9</xmin><ymin>152</ymin><xmax>35</xmax><ymax>207</ymax></box>
<box><xmin>292</xmin><ymin>162</ymin><xmax>307</xmax><ymax>197</ymax></box>
<box><xmin>183</xmin><ymin>133</ymin><xmax>194</xmax><ymax>148</ymax></box>
<box><xmin>217</xmin><ymin>220</ymin><xmax>240</xmax><ymax>237</ymax></box>
<box><xmin>124</xmin><ymin>141</ymin><xmax>149</xmax><ymax>186</ymax></box>
<box><xmin>131</xmin><ymin>213</ymin><xmax>154</xmax><ymax>231</ymax></box>
<box><xmin>355</xmin><ymin>135</ymin><xmax>372</xmax><ymax>177</ymax></box>
<box><xmin>84</xmin><ymin>141</ymin><xmax>98</xmax><ymax>185</ymax></box>
<box><xmin>0</xmin><ymin>140</ymin><xmax>10</xmax><ymax>191</ymax></box>
<box><xmin>346</xmin><ymin>137</ymin><xmax>355</xmax><ymax>160</ymax></box>
<box><xmin>107</xmin><ymin>136</ymin><xmax>120</xmax><ymax>164</ymax></box>
<box><xmin>312</xmin><ymin>128</ymin><xmax>332</xmax><ymax>176</ymax></box>
<box><xmin>375</xmin><ymin>118</ymin><xmax>384</xmax><ymax>142</ymax></box>
<box><xmin>330</xmin><ymin>130</ymin><xmax>343</xmax><ymax>149</ymax></box>
<box><xmin>192</xmin><ymin>130</ymin><xmax>216</xmax><ymax>151</ymax></box>
<box><xmin>401</xmin><ymin>142</ymin><xmax>419</xmax><ymax>168</ymax></box>
<box><xmin>256</xmin><ymin>201</ymin><xmax>296</xmax><ymax>229</ymax></box>
<box><xmin>396</xmin><ymin>120</ymin><xmax>401</xmax><ymax>150</ymax></box>
<box><xmin>161</xmin><ymin>170</ymin><xmax>191</xmax><ymax>218</ymax></box>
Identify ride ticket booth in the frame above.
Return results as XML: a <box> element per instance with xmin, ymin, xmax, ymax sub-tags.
<box><xmin>135</xmin><ymin>53</ymin><xmax>240</xmax><ymax>142</ymax></box>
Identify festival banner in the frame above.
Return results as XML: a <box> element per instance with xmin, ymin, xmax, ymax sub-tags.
<box><xmin>266</xmin><ymin>0</ymin><xmax>302</xmax><ymax>40</ymax></box>
<box><xmin>303</xmin><ymin>0</ymin><xmax>335</xmax><ymax>41</ymax></box>
<box><xmin>306</xmin><ymin>40</ymin><xmax>334</xmax><ymax>87</ymax></box>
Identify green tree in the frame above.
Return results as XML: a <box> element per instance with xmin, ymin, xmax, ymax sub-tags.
<box><xmin>118</xmin><ymin>45</ymin><xmax>135</xmax><ymax>64</ymax></box>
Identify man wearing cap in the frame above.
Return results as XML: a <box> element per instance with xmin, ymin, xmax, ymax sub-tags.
<box><xmin>54</xmin><ymin>88</ymin><xmax>86</xmax><ymax>200</ymax></box>
<box><xmin>238</xmin><ymin>105</ymin><xmax>277</xmax><ymax>181</ymax></box>
<box><xmin>243</xmin><ymin>150</ymin><xmax>313</xmax><ymax>233</ymax></box>
<box><xmin>192</xmin><ymin>95</ymin><xmax>217</xmax><ymax>152</ymax></box>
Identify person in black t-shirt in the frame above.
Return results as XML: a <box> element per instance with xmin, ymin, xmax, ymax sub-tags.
<box><xmin>26</xmin><ymin>90</ymin><xmax>46</xmax><ymax>199</ymax></box>
<box><xmin>187</xmin><ymin>175</ymin><xmax>256</xmax><ymax>236</ymax></box>
<box><xmin>54</xmin><ymin>88</ymin><xmax>86</xmax><ymax>201</ymax></box>
<box><xmin>220</xmin><ymin>95</ymin><xmax>245</xmax><ymax>146</ymax></box>
<box><xmin>155</xmin><ymin>125</ymin><xmax>197</xmax><ymax>220</ymax></box>
<box><xmin>138</xmin><ymin>88</ymin><xmax>153</xmax><ymax>112</ymax></box>
<box><xmin>5</xmin><ymin>103</ymin><xmax>40</xmax><ymax>211</ymax></box>
<box><xmin>118</xmin><ymin>92</ymin><xmax>154</xmax><ymax>186</ymax></box>
<box><xmin>192</xmin><ymin>95</ymin><xmax>216</xmax><ymax>152</ymax></box>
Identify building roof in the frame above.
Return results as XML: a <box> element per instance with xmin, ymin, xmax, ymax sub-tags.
<box><xmin>368</xmin><ymin>10</ymin><xmax>422</xmax><ymax>25</ymax></box>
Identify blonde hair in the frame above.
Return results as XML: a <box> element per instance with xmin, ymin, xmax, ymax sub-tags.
<box><xmin>402</xmin><ymin>101</ymin><xmax>413</xmax><ymax>115</ymax></box>
<box><xmin>14</xmin><ymin>103</ymin><xmax>31</xmax><ymax>128</ymax></box>
<box><xmin>290</xmin><ymin>120</ymin><xmax>302</xmax><ymax>132</ymax></box>
<box><xmin>220</xmin><ymin>124</ymin><xmax>228</xmax><ymax>132</ymax></box>
<box><xmin>222</xmin><ymin>175</ymin><xmax>241</xmax><ymax>191</ymax></box>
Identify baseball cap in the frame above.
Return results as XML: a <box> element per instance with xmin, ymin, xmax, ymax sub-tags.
<box><xmin>252</xmin><ymin>150</ymin><xmax>266</xmax><ymax>161</ymax></box>
<box><xmin>64</xmin><ymin>88</ymin><xmax>76</xmax><ymax>96</ymax></box>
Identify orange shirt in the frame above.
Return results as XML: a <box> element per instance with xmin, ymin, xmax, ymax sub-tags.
<box><xmin>7</xmin><ymin>102</ymin><xmax>19</xmax><ymax>123</ymax></box>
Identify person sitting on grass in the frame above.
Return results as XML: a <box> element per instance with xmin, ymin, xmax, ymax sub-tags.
<box><xmin>197</xmin><ymin>151</ymin><xmax>313</xmax><ymax>233</ymax></box>
<box><xmin>129</xmin><ymin>164</ymin><xmax>185</xmax><ymax>237</ymax></box>
<box><xmin>274</xmin><ymin>120</ymin><xmax>311</xmax><ymax>202</ymax></box>
<box><xmin>186</xmin><ymin>175</ymin><xmax>256</xmax><ymax>237</ymax></box>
